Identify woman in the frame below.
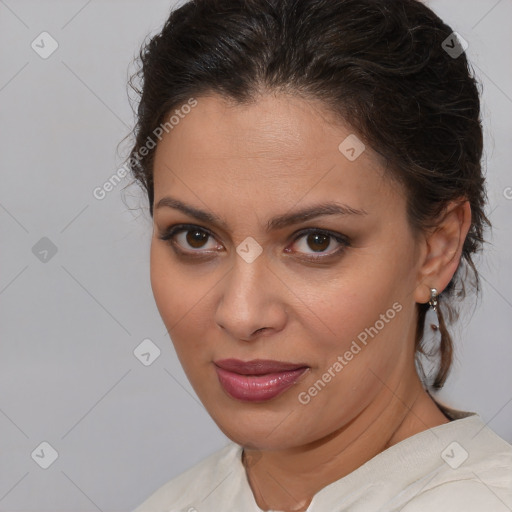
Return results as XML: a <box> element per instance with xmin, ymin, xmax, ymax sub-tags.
<box><xmin>127</xmin><ymin>0</ymin><xmax>512</xmax><ymax>510</ymax></box>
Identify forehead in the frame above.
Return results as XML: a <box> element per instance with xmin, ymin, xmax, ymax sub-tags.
<box><xmin>152</xmin><ymin>92</ymin><xmax>403</xmax><ymax>221</ymax></box>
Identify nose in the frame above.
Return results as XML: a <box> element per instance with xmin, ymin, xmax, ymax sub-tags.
<box><xmin>214</xmin><ymin>255</ymin><xmax>288</xmax><ymax>342</ymax></box>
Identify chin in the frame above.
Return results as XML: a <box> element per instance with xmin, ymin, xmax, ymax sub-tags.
<box><xmin>205</xmin><ymin>402</ymin><xmax>311</xmax><ymax>450</ymax></box>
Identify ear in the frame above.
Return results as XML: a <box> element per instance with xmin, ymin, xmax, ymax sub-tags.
<box><xmin>414</xmin><ymin>199</ymin><xmax>472</xmax><ymax>304</ymax></box>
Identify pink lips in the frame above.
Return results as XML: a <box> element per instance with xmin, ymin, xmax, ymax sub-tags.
<box><xmin>214</xmin><ymin>359</ymin><xmax>309</xmax><ymax>402</ymax></box>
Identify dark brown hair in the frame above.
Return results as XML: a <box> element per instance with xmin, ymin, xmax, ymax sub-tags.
<box><xmin>123</xmin><ymin>0</ymin><xmax>490</xmax><ymax>389</ymax></box>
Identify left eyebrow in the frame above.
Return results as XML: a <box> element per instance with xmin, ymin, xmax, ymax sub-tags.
<box><xmin>154</xmin><ymin>196</ymin><xmax>368</xmax><ymax>232</ymax></box>
<box><xmin>266</xmin><ymin>202</ymin><xmax>368</xmax><ymax>231</ymax></box>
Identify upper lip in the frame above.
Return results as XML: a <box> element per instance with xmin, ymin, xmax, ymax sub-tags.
<box><xmin>214</xmin><ymin>359</ymin><xmax>309</xmax><ymax>375</ymax></box>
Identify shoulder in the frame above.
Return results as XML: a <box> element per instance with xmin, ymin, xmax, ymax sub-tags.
<box><xmin>133</xmin><ymin>442</ymin><xmax>242</xmax><ymax>512</ymax></box>
<box><xmin>401</xmin><ymin>419</ymin><xmax>512</xmax><ymax>511</ymax></box>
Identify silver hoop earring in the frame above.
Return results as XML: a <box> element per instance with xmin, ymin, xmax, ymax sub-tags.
<box><xmin>429</xmin><ymin>288</ymin><xmax>438</xmax><ymax>312</ymax></box>
<box><xmin>429</xmin><ymin>288</ymin><xmax>439</xmax><ymax>331</ymax></box>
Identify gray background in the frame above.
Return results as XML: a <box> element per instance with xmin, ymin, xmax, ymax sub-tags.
<box><xmin>0</xmin><ymin>0</ymin><xmax>511</xmax><ymax>510</ymax></box>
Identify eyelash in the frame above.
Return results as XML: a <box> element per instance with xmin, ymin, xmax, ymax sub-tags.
<box><xmin>158</xmin><ymin>223</ymin><xmax>351</xmax><ymax>262</ymax></box>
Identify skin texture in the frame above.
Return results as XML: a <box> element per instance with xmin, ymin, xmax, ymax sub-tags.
<box><xmin>150</xmin><ymin>91</ymin><xmax>472</xmax><ymax>512</ymax></box>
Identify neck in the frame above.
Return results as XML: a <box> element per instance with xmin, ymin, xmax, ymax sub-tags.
<box><xmin>243</xmin><ymin>372</ymin><xmax>449</xmax><ymax>512</ymax></box>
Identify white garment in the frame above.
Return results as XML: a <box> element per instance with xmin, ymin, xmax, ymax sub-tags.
<box><xmin>134</xmin><ymin>405</ymin><xmax>512</xmax><ymax>511</ymax></box>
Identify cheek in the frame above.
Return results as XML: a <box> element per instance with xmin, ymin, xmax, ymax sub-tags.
<box><xmin>149</xmin><ymin>242</ymin><xmax>217</xmax><ymax>367</ymax></box>
<box><xmin>295</xmin><ymin>259</ymin><xmax>404</xmax><ymax>349</ymax></box>
<box><xmin>300</xmin><ymin>287</ymin><xmax>406</xmax><ymax>390</ymax></box>
<box><xmin>150</xmin><ymin>244</ymin><xmax>182</xmax><ymax>323</ymax></box>
<box><xmin>291</xmin><ymin>255</ymin><xmax>410</xmax><ymax>390</ymax></box>
<box><xmin>290</xmin><ymin>292</ymin><xmax>407</xmax><ymax>444</ymax></box>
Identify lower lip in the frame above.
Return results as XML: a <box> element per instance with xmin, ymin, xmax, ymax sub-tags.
<box><xmin>214</xmin><ymin>366</ymin><xmax>309</xmax><ymax>402</ymax></box>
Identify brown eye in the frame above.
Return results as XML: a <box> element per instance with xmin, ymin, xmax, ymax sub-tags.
<box><xmin>158</xmin><ymin>224</ymin><xmax>220</xmax><ymax>254</ymax></box>
<box><xmin>305</xmin><ymin>233</ymin><xmax>330</xmax><ymax>252</ymax></box>
<box><xmin>185</xmin><ymin>229</ymin><xmax>209</xmax><ymax>249</ymax></box>
<box><xmin>290</xmin><ymin>229</ymin><xmax>350</xmax><ymax>261</ymax></box>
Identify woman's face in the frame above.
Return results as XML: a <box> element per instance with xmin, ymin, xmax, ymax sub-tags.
<box><xmin>150</xmin><ymin>92</ymin><xmax>426</xmax><ymax>449</ymax></box>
